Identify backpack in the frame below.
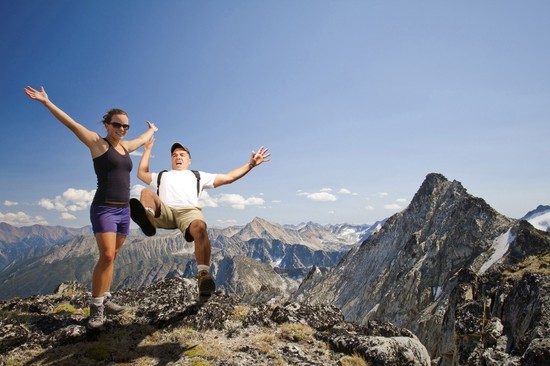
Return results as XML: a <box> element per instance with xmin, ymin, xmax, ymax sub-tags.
<box><xmin>157</xmin><ymin>170</ymin><xmax>201</xmax><ymax>197</ymax></box>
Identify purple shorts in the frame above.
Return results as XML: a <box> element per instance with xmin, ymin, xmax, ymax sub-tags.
<box><xmin>90</xmin><ymin>204</ymin><xmax>130</xmax><ymax>236</ymax></box>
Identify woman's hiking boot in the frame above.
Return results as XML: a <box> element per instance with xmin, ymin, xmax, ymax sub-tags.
<box><xmin>104</xmin><ymin>297</ymin><xmax>126</xmax><ymax>315</ymax></box>
<box><xmin>87</xmin><ymin>303</ymin><xmax>104</xmax><ymax>331</ymax></box>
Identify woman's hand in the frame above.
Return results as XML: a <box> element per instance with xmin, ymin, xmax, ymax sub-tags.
<box><xmin>146</xmin><ymin>120</ymin><xmax>158</xmax><ymax>132</ymax></box>
<box><xmin>24</xmin><ymin>86</ymin><xmax>49</xmax><ymax>103</ymax></box>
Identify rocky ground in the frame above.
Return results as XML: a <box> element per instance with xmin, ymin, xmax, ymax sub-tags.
<box><xmin>0</xmin><ymin>278</ymin><xmax>430</xmax><ymax>366</ymax></box>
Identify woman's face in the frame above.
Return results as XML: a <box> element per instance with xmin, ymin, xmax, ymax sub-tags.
<box><xmin>105</xmin><ymin>114</ymin><xmax>130</xmax><ymax>140</ymax></box>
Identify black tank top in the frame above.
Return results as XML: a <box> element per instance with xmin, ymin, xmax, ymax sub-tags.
<box><xmin>92</xmin><ymin>138</ymin><xmax>133</xmax><ymax>206</ymax></box>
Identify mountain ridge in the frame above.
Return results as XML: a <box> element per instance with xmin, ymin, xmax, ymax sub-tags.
<box><xmin>0</xmin><ymin>218</ymin><xmax>371</xmax><ymax>300</ymax></box>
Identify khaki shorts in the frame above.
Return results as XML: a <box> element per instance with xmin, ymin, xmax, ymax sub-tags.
<box><xmin>154</xmin><ymin>202</ymin><xmax>206</xmax><ymax>242</ymax></box>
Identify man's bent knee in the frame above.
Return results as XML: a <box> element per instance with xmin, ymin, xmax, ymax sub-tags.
<box><xmin>186</xmin><ymin>220</ymin><xmax>208</xmax><ymax>242</ymax></box>
<box><xmin>140</xmin><ymin>188</ymin><xmax>156</xmax><ymax>200</ymax></box>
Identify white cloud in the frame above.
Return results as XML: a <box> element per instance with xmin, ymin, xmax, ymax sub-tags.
<box><xmin>199</xmin><ymin>191</ymin><xmax>219</xmax><ymax>208</ymax></box>
<box><xmin>339</xmin><ymin>188</ymin><xmax>352</xmax><ymax>194</ymax></box>
<box><xmin>299</xmin><ymin>188</ymin><xmax>338</xmax><ymax>202</ymax></box>
<box><xmin>131</xmin><ymin>184</ymin><xmax>147</xmax><ymax>198</ymax></box>
<box><xmin>307</xmin><ymin>192</ymin><xmax>337</xmax><ymax>202</ymax></box>
<box><xmin>129</xmin><ymin>151</ymin><xmax>155</xmax><ymax>158</ymax></box>
<box><xmin>38</xmin><ymin>198</ymin><xmax>57</xmax><ymax>210</ymax></box>
<box><xmin>39</xmin><ymin>188</ymin><xmax>95</xmax><ymax>212</ymax></box>
<box><xmin>216</xmin><ymin>219</ymin><xmax>238</xmax><ymax>227</ymax></box>
<box><xmin>246</xmin><ymin>197</ymin><xmax>265</xmax><ymax>205</ymax></box>
<box><xmin>377</xmin><ymin>192</ymin><xmax>389</xmax><ymax>198</ymax></box>
<box><xmin>271</xmin><ymin>200</ymin><xmax>281</xmax><ymax>204</ymax></box>
<box><xmin>3</xmin><ymin>200</ymin><xmax>18</xmax><ymax>206</ymax></box>
<box><xmin>212</xmin><ymin>194</ymin><xmax>265</xmax><ymax>210</ymax></box>
<box><xmin>61</xmin><ymin>212</ymin><xmax>77</xmax><ymax>220</ymax></box>
<box><xmin>0</xmin><ymin>211</ymin><xmax>48</xmax><ymax>226</ymax></box>
<box><xmin>384</xmin><ymin>204</ymin><xmax>402</xmax><ymax>210</ymax></box>
<box><xmin>365</xmin><ymin>205</ymin><xmax>375</xmax><ymax>211</ymax></box>
<box><xmin>396</xmin><ymin>198</ymin><xmax>407</xmax><ymax>203</ymax></box>
<box><xmin>129</xmin><ymin>186</ymin><xmax>265</xmax><ymax>211</ymax></box>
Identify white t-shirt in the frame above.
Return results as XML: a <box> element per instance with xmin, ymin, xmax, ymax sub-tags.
<box><xmin>149</xmin><ymin>170</ymin><xmax>217</xmax><ymax>208</ymax></box>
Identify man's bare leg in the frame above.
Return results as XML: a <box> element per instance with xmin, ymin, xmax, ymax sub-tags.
<box><xmin>188</xmin><ymin>220</ymin><xmax>215</xmax><ymax>302</ymax></box>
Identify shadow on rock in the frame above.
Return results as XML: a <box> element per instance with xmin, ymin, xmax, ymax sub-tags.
<box><xmin>2</xmin><ymin>278</ymin><xmax>218</xmax><ymax>366</ymax></box>
<box><xmin>23</xmin><ymin>320</ymin><xmax>199</xmax><ymax>366</ymax></box>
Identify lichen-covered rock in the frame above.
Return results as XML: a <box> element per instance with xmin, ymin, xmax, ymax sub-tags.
<box><xmin>438</xmin><ymin>251</ymin><xmax>550</xmax><ymax>366</ymax></box>
<box><xmin>319</xmin><ymin>324</ymin><xmax>431</xmax><ymax>366</ymax></box>
<box><xmin>54</xmin><ymin>280</ymin><xmax>87</xmax><ymax>296</ymax></box>
<box><xmin>270</xmin><ymin>301</ymin><xmax>344</xmax><ymax>330</ymax></box>
<box><xmin>520</xmin><ymin>337</ymin><xmax>550</xmax><ymax>365</ymax></box>
<box><xmin>0</xmin><ymin>319</ymin><xmax>29</xmax><ymax>353</ymax></box>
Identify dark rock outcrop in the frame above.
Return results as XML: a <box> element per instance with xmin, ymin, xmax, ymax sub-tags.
<box><xmin>438</xmin><ymin>220</ymin><xmax>550</xmax><ymax>365</ymax></box>
<box><xmin>0</xmin><ymin>278</ymin><xmax>430</xmax><ymax>365</ymax></box>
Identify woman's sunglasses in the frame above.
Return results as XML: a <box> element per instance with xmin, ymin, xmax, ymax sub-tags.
<box><xmin>107</xmin><ymin>122</ymin><xmax>130</xmax><ymax>130</ymax></box>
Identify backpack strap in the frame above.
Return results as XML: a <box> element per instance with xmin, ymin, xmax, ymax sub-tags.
<box><xmin>157</xmin><ymin>169</ymin><xmax>201</xmax><ymax>197</ymax></box>
<box><xmin>156</xmin><ymin>170</ymin><xmax>168</xmax><ymax>196</ymax></box>
<box><xmin>191</xmin><ymin>170</ymin><xmax>201</xmax><ymax>196</ymax></box>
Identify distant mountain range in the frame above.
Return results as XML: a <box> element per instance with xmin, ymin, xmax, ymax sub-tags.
<box><xmin>0</xmin><ymin>216</ymin><xmax>375</xmax><ymax>300</ymax></box>
<box><xmin>0</xmin><ymin>223</ymin><xmax>92</xmax><ymax>275</ymax></box>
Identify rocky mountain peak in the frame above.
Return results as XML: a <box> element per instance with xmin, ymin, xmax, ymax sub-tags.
<box><xmin>235</xmin><ymin>216</ymin><xmax>288</xmax><ymax>240</ymax></box>
<box><xmin>522</xmin><ymin>204</ymin><xmax>550</xmax><ymax>220</ymax></box>
<box><xmin>521</xmin><ymin>204</ymin><xmax>550</xmax><ymax>233</ymax></box>
<box><xmin>249</xmin><ymin>216</ymin><xmax>272</xmax><ymax>226</ymax></box>
<box><xmin>296</xmin><ymin>173</ymin><xmax>539</xmax><ymax>361</ymax></box>
<box><xmin>417</xmin><ymin>172</ymin><xmax>451</xmax><ymax>191</ymax></box>
<box><xmin>412</xmin><ymin>172</ymin><xmax>456</xmax><ymax>201</ymax></box>
<box><xmin>409</xmin><ymin>173</ymin><xmax>494</xmax><ymax>217</ymax></box>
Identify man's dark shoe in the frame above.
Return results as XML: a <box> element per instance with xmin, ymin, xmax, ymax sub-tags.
<box><xmin>197</xmin><ymin>270</ymin><xmax>216</xmax><ymax>303</ymax></box>
<box><xmin>130</xmin><ymin>198</ymin><xmax>156</xmax><ymax>236</ymax></box>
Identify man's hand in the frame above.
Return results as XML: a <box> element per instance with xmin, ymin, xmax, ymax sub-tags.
<box><xmin>144</xmin><ymin>136</ymin><xmax>155</xmax><ymax>151</ymax></box>
<box><xmin>249</xmin><ymin>146</ymin><xmax>271</xmax><ymax>168</ymax></box>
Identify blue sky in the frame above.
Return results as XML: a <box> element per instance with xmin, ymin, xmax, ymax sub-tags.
<box><xmin>1</xmin><ymin>0</ymin><xmax>549</xmax><ymax>229</ymax></box>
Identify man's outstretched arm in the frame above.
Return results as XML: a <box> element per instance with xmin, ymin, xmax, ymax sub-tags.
<box><xmin>137</xmin><ymin>137</ymin><xmax>155</xmax><ymax>185</ymax></box>
<box><xmin>213</xmin><ymin>146</ymin><xmax>271</xmax><ymax>188</ymax></box>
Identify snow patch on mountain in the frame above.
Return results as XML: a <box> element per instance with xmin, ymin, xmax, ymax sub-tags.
<box><xmin>479</xmin><ymin>228</ymin><xmax>515</xmax><ymax>274</ymax></box>
<box><xmin>522</xmin><ymin>205</ymin><xmax>550</xmax><ymax>232</ymax></box>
